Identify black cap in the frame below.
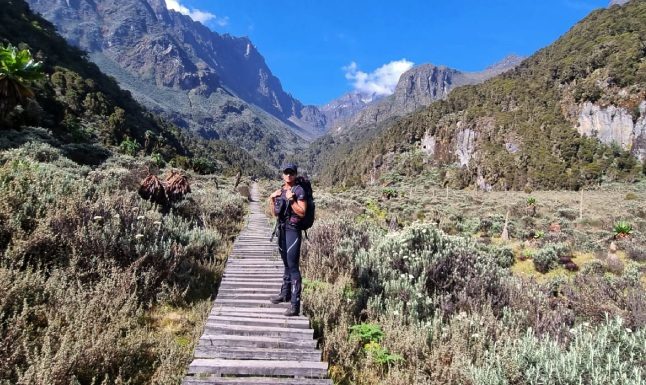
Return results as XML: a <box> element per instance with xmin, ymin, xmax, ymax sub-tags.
<box><xmin>282</xmin><ymin>163</ymin><xmax>298</xmax><ymax>173</ymax></box>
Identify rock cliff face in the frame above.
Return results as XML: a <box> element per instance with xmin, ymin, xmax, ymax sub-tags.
<box><xmin>26</xmin><ymin>0</ymin><xmax>326</xmax><ymax>150</ymax></box>
<box><xmin>577</xmin><ymin>101</ymin><xmax>646</xmax><ymax>161</ymax></box>
<box><xmin>320</xmin><ymin>92</ymin><xmax>372</xmax><ymax>132</ymax></box>
<box><xmin>324</xmin><ymin>55</ymin><xmax>524</xmax><ymax>132</ymax></box>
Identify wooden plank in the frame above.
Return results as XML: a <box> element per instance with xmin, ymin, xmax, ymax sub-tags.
<box><xmin>225</xmin><ymin>263</ymin><xmax>283</xmax><ymax>267</ymax></box>
<box><xmin>217</xmin><ymin>288</ymin><xmax>278</xmax><ymax>295</ymax></box>
<box><xmin>221</xmin><ymin>275</ymin><xmax>282</xmax><ymax>280</ymax></box>
<box><xmin>224</xmin><ymin>268</ymin><xmax>283</xmax><ymax>272</ymax></box>
<box><xmin>194</xmin><ymin>346</ymin><xmax>321</xmax><ymax>361</ymax></box>
<box><xmin>223</xmin><ymin>269</ymin><xmax>283</xmax><ymax>273</ymax></box>
<box><xmin>218</xmin><ymin>282</ymin><xmax>282</xmax><ymax>289</ymax></box>
<box><xmin>204</xmin><ymin>323</ymin><xmax>314</xmax><ymax>339</ymax></box>
<box><xmin>183</xmin><ymin>377</ymin><xmax>332</xmax><ymax>385</ymax></box>
<box><xmin>223</xmin><ymin>271</ymin><xmax>282</xmax><ymax>276</ymax></box>
<box><xmin>220</xmin><ymin>278</ymin><xmax>283</xmax><ymax>284</ymax></box>
<box><xmin>213</xmin><ymin>299</ymin><xmax>289</xmax><ymax>308</ymax></box>
<box><xmin>224</xmin><ymin>269</ymin><xmax>283</xmax><ymax>274</ymax></box>
<box><xmin>219</xmin><ymin>278</ymin><xmax>282</xmax><ymax>284</ymax></box>
<box><xmin>187</xmin><ymin>359</ymin><xmax>328</xmax><ymax>378</ymax></box>
<box><xmin>211</xmin><ymin>306</ymin><xmax>294</xmax><ymax>314</ymax></box>
<box><xmin>199</xmin><ymin>335</ymin><xmax>317</xmax><ymax>349</ymax></box>
<box><xmin>207</xmin><ymin>315</ymin><xmax>309</xmax><ymax>329</ymax></box>
<box><xmin>216</xmin><ymin>293</ymin><xmax>276</xmax><ymax>301</ymax></box>
<box><xmin>211</xmin><ymin>310</ymin><xmax>309</xmax><ymax>322</ymax></box>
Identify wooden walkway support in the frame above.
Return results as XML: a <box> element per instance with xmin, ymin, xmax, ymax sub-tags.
<box><xmin>183</xmin><ymin>184</ymin><xmax>331</xmax><ymax>385</ymax></box>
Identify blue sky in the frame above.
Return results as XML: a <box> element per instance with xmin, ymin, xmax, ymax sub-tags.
<box><xmin>166</xmin><ymin>0</ymin><xmax>609</xmax><ymax>106</ymax></box>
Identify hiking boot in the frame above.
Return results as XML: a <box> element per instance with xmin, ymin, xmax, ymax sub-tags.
<box><xmin>284</xmin><ymin>304</ymin><xmax>300</xmax><ymax>317</ymax></box>
<box><xmin>270</xmin><ymin>294</ymin><xmax>290</xmax><ymax>304</ymax></box>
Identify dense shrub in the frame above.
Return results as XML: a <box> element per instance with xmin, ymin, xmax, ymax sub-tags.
<box><xmin>532</xmin><ymin>246</ymin><xmax>558</xmax><ymax>273</ymax></box>
<box><xmin>0</xmin><ymin>145</ymin><xmax>246</xmax><ymax>384</ymax></box>
<box><xmin>300</xmin><ymin>187</ymin><xmax>645</xmax><ymax>385</ymax></box>
<box><xmin>469</xmin><ymin>317</ymin><xmax>645</xmax><ymax>385</ymax></box>
<box><xmin>301</xmin><ymin>219</ymin><xmax>381</xmax><ymax>283</ymax></box>
<box><xmin>491</xmin><ymin>246</ymin><xmax>515</xmax><ymax>268</ymax></box>
<box><xmin>355</xmin><ymin>223</ymin><xmax>508</xmax><ymax>320</ymax></box>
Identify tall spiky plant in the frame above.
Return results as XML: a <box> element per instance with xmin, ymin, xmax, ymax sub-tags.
<box><xmin>0</xmin><ymin>44</ymin><xmax>43</xmax><ymax>119</ymax></box>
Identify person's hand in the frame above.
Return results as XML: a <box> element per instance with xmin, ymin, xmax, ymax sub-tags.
<box><xmin>270</xmin><ymin>189</ymin><xmax>282</xmax><ymax>199</ymax></box>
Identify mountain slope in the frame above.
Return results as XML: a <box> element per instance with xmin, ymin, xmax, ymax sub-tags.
<box><xmin>303</xmin><ymin>56</ymin><xmax>523</xmax><ymax>176</ymax></box>
<box><xmin>0</xmin><ymin>0</ymin><xmax>272</xmax><ymax>177</ymax></box>
<box><xmin>318</xmin><ymin>1</ymin><xmax>646</xmax><ymax>190</ymax></box>
<box><xmin>26</xmin><ymin>0</ymin><xmax>325</xmax><ymax>164</ymax></box>
<box><xmin>322</xmin><ymin>55</ymin><xmax>523</xmax><ymax>133</ymax></box>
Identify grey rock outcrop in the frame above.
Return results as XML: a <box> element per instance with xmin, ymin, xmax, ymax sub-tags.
<box><xmin>455</xmin><ymin>128</ymin><xmax>478</xmax><ymax>167</ymax></box>
<box><xmin>609</xmin><ymin>0</ymin><xmax>631</xmax><ymax>6</ymax></box>
<box><xmin>577</xmin><ymin>101</ymin><xmax>646</xmax><ymax>161</ymax></box>
<box><xmin>420</xmin><ymin>131</ymin><xmax>437</xmax><ymax>157</ymax></box>
<box><xmin>320</xmin><ymin>92</ymin><xmax>374</xmax><ymax>132</ymax></box>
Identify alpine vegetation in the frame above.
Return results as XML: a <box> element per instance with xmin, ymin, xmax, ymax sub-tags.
<box><xmin>299</xmin><ymin>186</ymin><xmax>645</xmax><ymax>385</ymax></box>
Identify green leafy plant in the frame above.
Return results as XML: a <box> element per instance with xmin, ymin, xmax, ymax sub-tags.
<box><xmin>624</xmin><ymin>192</ymin><xmax>638</xmax><ymax>201</ymax></box>
<box><xmin>534</xmin><ymin>230</ymin><xmax>545</xmax><ymax>239</ymax></box>
<box><xmin>0</xmin><ymin>44</ymin><xmax>43</xmax><ymax>118</ymax></box>
<box><xmin>303</xmin><ymin>278</ymin><xmax>328</xmax><ymax>294</ymax></box>
<box><xmin>170</xmin><ymin>155</ymin><xmax>191</xmax><ymax>170</ymax></box>
<box><xmin>613</xmin><ymin>221</ymin><xmax>633</xmax><ymax>238</ymax></box>
<box><xmin>150</xmin><ymin>152</ymin><xmax>164</xmax><ymax>167</ymax></box>
<box><xmin>364</xmin><ymin>341</ymin><xmax>404</xmax><ymax>367</ymax></box>
<box><xmin>191</xmin><ymin>157</ymin><xmax>216</xmax><ymax>175</ymax></box>
<box><xmin>361</xmin><ymin>199</ymin><xmax>387</xmax><ymax>222</ymax></box>
<box><xmin>382</xmin><ymin>187</ymin><xmax>398</xmax><ymax>199</ymax></box>
<box><xmin>349</xmin><ymin>323</ymin><xmax>384</xmax><ymax>344</ymax></box>
<box><xmin>119</xmin><ymin>137</ymin><xmax>141</xmax><ymax>156</ymax></box>
<box><xmin>526</xmin><ymin>196</ymin><xmax>537</xmax><ymax>206</ymax></box>
<box><xmin>520</xmin><ymin>248</ymin><xmax>535</xmax><ymax>261</ymax></box>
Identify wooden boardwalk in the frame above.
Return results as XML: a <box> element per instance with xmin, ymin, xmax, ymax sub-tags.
<box><xmin>183</xmin><ymin>184</ymin><xmax>331</xmax><ymax>385</ymax></box>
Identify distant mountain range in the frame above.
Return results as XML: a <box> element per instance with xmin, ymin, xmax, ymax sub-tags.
<box><xmin>321</xmin><ymin>55</ymin><xmax>524</xmax><ymax>133</ymax></box>
<box><xmin>26</xmin><ymin>0</ymin><xmax>326</xmax><ymax>165</ymax></box>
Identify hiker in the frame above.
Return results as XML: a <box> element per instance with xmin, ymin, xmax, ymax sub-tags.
<box><xmin>268</xmin><ymin>163</ymin><xmax>307</xmax><ymax>317</ymax></box>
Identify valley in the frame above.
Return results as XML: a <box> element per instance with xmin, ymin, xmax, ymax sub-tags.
<box><xmin>0</xmin><ymin>0</ymin><xmax>644</xmax><ymax>384</ymax></box>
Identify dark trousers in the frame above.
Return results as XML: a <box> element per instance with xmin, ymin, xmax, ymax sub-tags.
<box><xmin>277</xmin><ymin>225</ymin><xmax>302</xmax><ymax>308</ymax></box>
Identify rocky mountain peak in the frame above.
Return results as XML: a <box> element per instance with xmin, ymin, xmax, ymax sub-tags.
<box><xmin>27</xmin><ymin>0</ymin><xmax>327</xmax><ymax>141</ymax></box>
<box><xmin>323</xmin><ymin>55</ymin><xmax>524</xmax><ymax>132</ymax></box>
<box><xmin>483</xmin><ymin>54</ymin><xmax>525</xmax><ymax>74</ymax></box>
<box><xmin>145</xmin><ymin>0</ymin><xmax>172</xmax><ymax>23</ymax></box>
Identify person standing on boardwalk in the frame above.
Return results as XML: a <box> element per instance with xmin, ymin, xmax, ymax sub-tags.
<box><xmin>268</xmin><ymin>163</ymin><xmax>307</xmax><ymax>316</ymax></box>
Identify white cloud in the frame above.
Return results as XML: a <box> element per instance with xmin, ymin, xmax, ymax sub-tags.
<box><xmin>216</xmin><ymin>16</ymin><xmax>230</xmax><ymax>27</ymax></box>
<box><xmin>165</xmin><ymin>0</ymin><xmax>220</xmax><ymax>24</ymax></box>
<box><xmin>344</xmin><ymin>59</ymin><xmax>414</xmax><ymax>97</ymax></box>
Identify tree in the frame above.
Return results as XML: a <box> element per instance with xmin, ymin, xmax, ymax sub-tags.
<box><xmin>0</xmin><ymin>44</ymin><xmax>43</xmax><ymax>120</ymax></box>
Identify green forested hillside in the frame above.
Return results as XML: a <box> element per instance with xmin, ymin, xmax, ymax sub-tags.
<box><xmin>0</xmin><ymin>0</ymin><xmax>272</xmax><ymax>177</ymax></box>
<box><xmin>316</xmin><ymin>0</ymin><xmax>646</xmax><ymax>189</ymax></box>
